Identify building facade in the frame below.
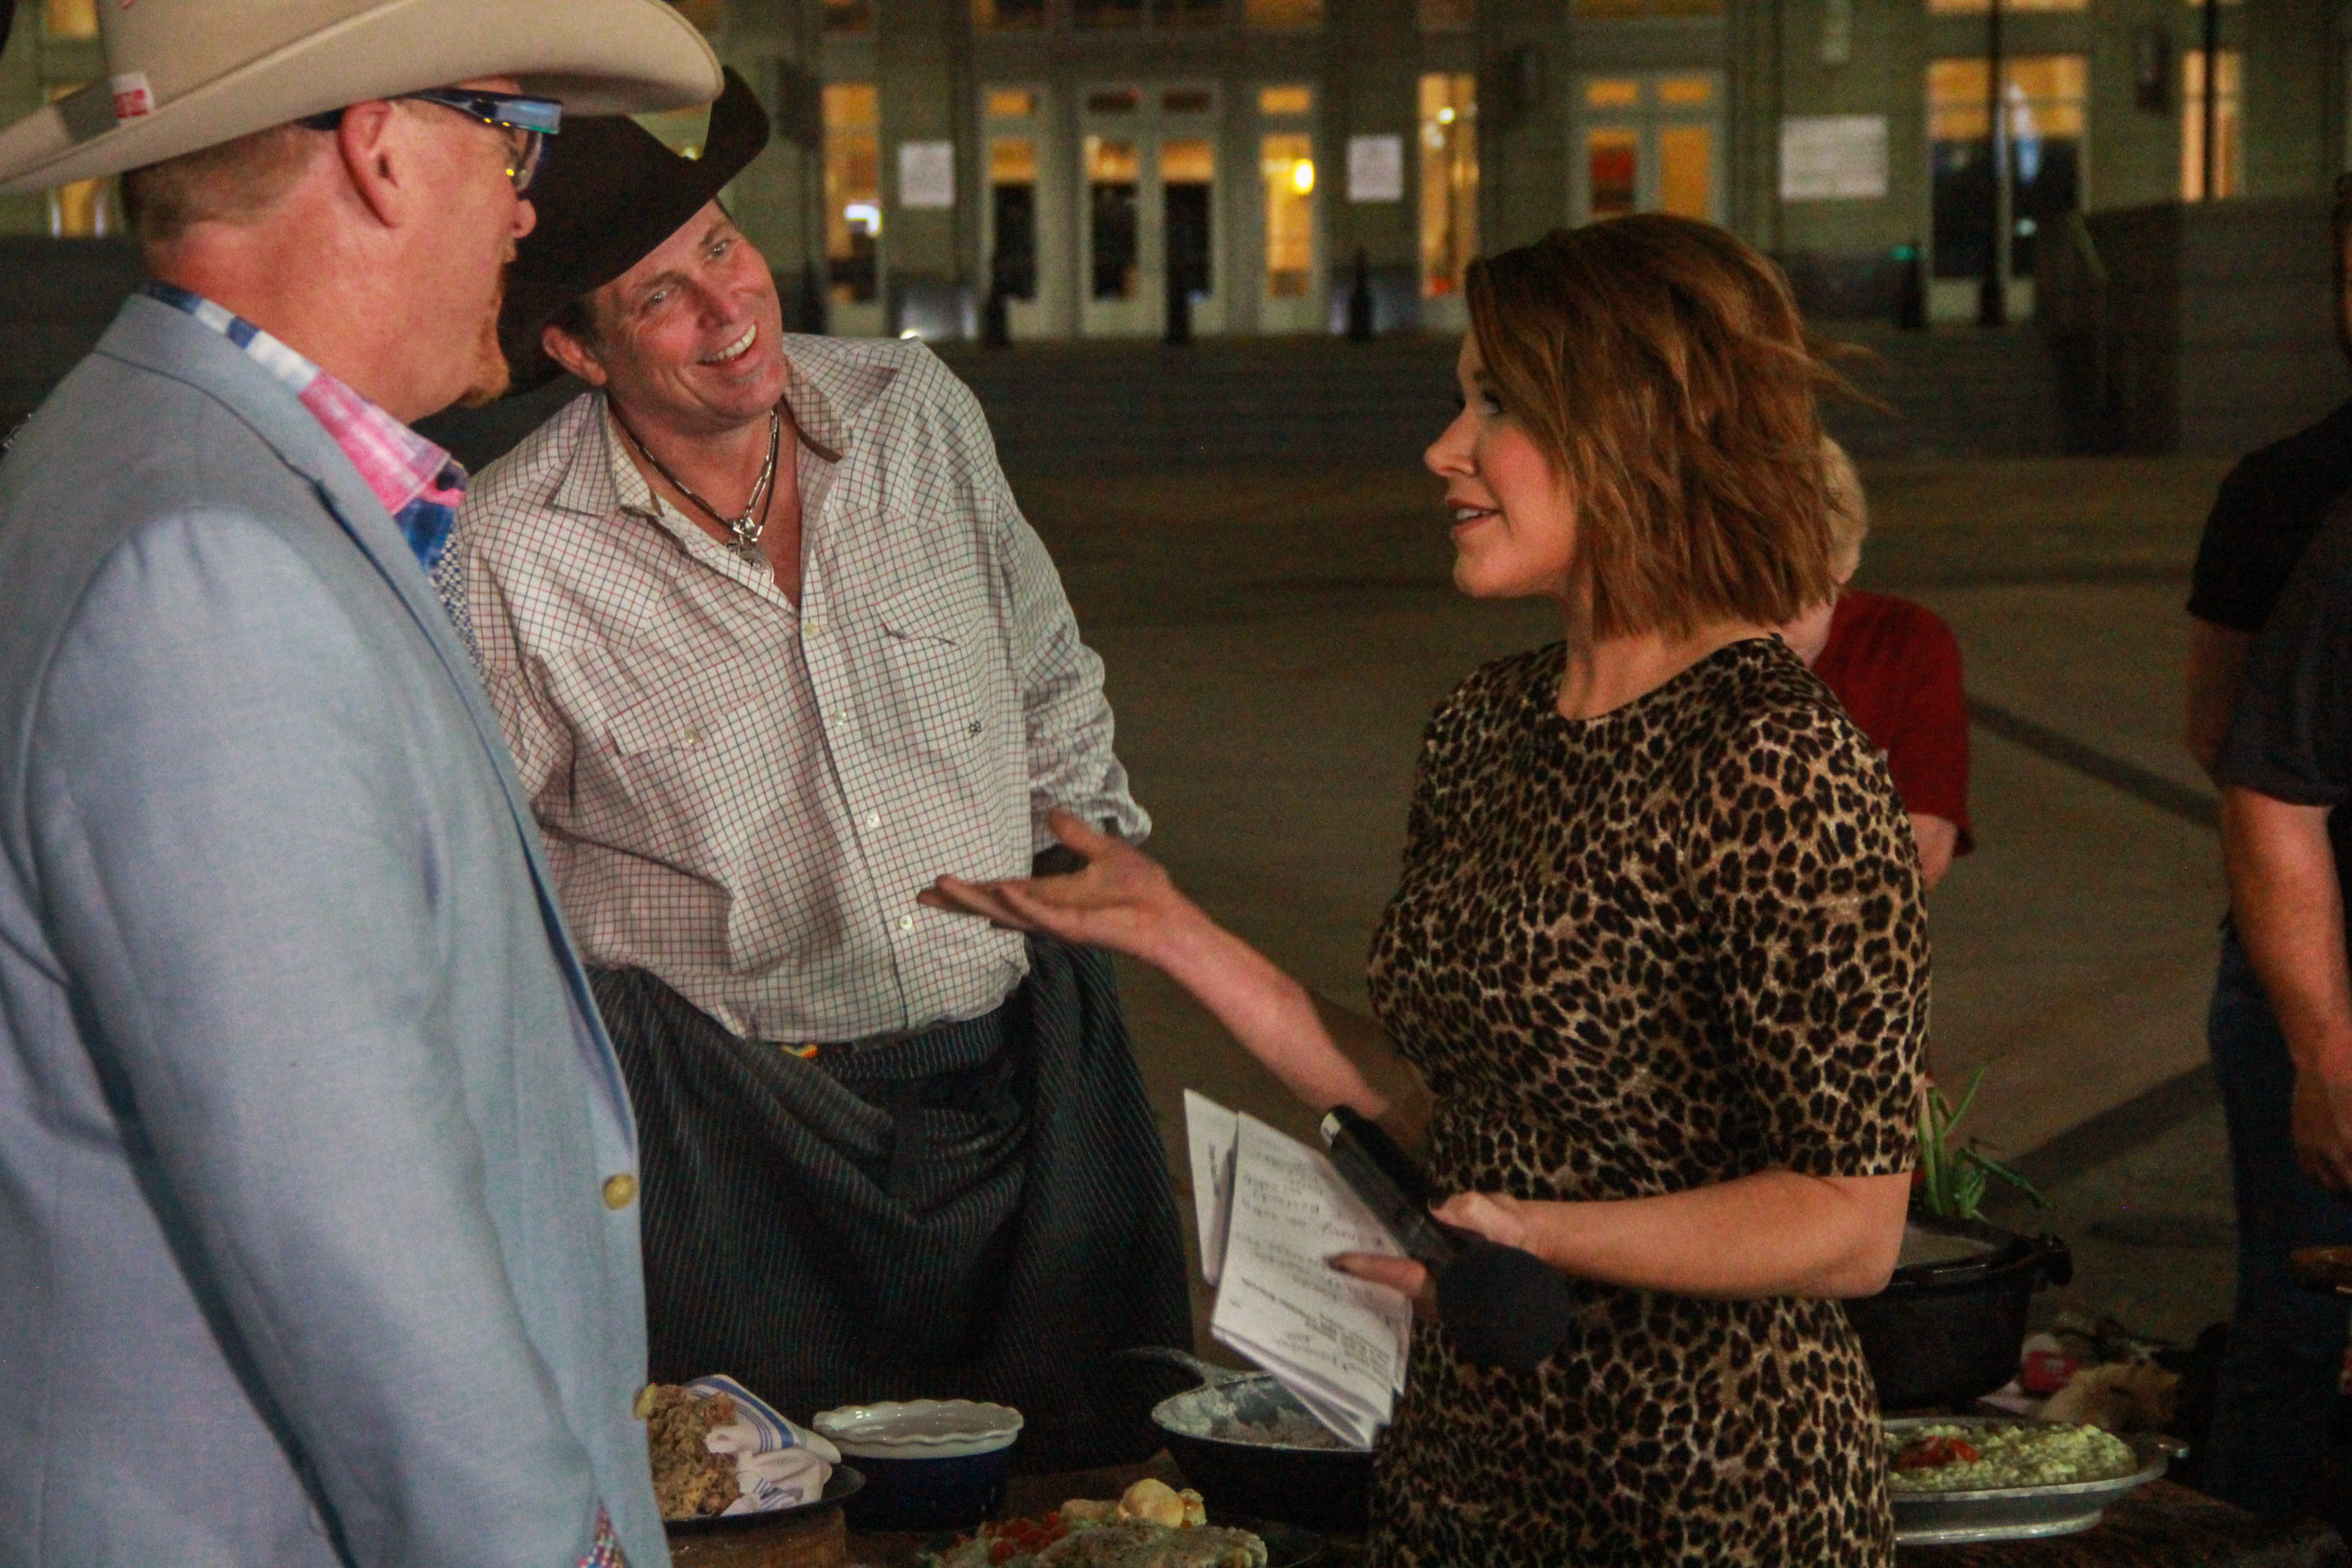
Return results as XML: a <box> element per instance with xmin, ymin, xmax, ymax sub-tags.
<box><xmin>2</xmin><ymin>0</ymin><xmax>2347</xmax><ymax>333</ymax></box>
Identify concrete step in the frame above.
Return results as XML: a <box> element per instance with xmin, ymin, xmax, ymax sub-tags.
<box><xmin>939</xmin><ymin>322</ymin><xmax>2070</xmax><ymax>478</ymax></box>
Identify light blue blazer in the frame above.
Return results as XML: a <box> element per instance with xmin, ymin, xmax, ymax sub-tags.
<box><xmin>0</xmin><ymin>296</ymin><xmax>670</xmax><ymax>1568</ymax></box>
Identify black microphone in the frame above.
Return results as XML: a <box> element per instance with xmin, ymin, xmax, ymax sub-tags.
<box><xmin>1319</xmin><ymin>1106</ymin><xmax>1577</xmax><ymax>1373</ymax></box>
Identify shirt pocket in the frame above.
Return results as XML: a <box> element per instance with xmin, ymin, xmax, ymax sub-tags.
<box><xmin>867</xmin><ymin>578</ymin><xmax>1003</xmax><ymax>753</ymax></box>
<box><xmin>590</xmin><ymin>661</ymin><xmax>780</xmax><ymax>877</ymax></box>
<box><xmin>604</xmin><ymin>660</ymin><xmax>768</xmax><ymax>759</ymax></box>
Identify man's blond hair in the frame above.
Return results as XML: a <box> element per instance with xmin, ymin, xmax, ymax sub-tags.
<box><xmin>122</xmin><ymin>123</ymin><xmax>319</xmax><ymax>249</ymax></box>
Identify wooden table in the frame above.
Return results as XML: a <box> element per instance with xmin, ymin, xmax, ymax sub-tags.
<box><xmin>1895</xmin><ymin>1481</ymin><xmax>2344</xmax><ymax>1566</ymax></box>
<box><xmin>681</xmin><ymin>1459</ymin><xmax>2346</xmax><ymax>1568</ymax></box>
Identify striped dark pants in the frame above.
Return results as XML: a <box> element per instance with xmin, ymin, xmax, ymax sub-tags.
<box><xmin>590</xmin><ymin>937</ymin><xmax>1190</xmax><ymax>1471</ymax></box>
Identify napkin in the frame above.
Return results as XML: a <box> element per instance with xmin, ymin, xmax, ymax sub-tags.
<box><xmin>682</xmin><ymin>1374</ymin><xmax>841</xmax><ymax>1514</ymax></box>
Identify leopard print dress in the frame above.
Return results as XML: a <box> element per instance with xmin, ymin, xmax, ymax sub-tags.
<box><xmin>1363</xmin><ymin>636</ymin><xmax>1927</xmax><ymax>1567</ymax></box>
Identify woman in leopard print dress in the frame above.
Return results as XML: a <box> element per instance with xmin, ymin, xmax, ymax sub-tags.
<box><xmin>924</xmin><ymin>216</ymin><xmax>1927</xmax><ymax>1565</ymax></box>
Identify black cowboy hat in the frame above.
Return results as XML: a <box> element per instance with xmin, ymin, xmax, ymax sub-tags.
<box><xmin>499</xmin><ymin>64</ymin><xmax>770</xmax><ymax>392</ymax></box>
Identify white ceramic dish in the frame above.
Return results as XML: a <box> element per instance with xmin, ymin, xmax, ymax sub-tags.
<box><xmin>811</xmin><ymin>1399</ymin><xmax>1025</xmax><ymax>1461</ymax></box>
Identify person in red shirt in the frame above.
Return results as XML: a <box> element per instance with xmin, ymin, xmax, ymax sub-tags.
<box><xmin>1781</xmin><ymin>441</ymin><xmax>1973</xmax><ymax>887</ymax></box>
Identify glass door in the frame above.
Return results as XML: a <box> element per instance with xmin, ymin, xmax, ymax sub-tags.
<box><xmin>983</xmin><ymin>86</ymin><xmax>1062</xmax><ymax>340</ymax></box>
<box><xmin>1256</xmin><ymin>84</ymin><xmax>1323</xmax><ymax>333</ymax></box>
<box><xmin>1571</xmin><ymin>73</ymin><xmax>1722</xmax><ymax>225</ymax></box>
<box><xmin>1077</xmin><ymin>84</ymin><xmax>1221</xmax><ymax>338</ymax></box>
<box><xmin>1926</xmin><ymin>55</ymin><xmax>2086</xmax><ymax>321</ymax></box>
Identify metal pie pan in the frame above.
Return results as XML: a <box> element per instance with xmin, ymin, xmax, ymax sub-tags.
<box><xmin>1886</xmin><ymin>1417</ymin><xmax>2172</xmax><ymax>1546</ymax></box>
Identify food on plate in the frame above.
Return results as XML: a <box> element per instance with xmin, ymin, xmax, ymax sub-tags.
<box><xmin>1034</xmin><ymin>1520</ymin><xmax>1266</xmax><ymax>1566</ymax></box>
<box><xmin>1152</xmin><ymin>1385</ymin><xmax>1352</xmax><ymax>1451</ymax></box>
<box><xmin>645</xmin><ymin>1384</ymin><xmax>742</xmax><ymax>1520</ymax></box>
<box><xmin>927</xmin><ymin>1478</ymin><xmax>1261</xmax><ymax>1568</ymax></box>
<box><xmin>2038</xmin><ymin>1359</ymin><xmax>2181</xmax><ymax>1432</ymax></box>
<box><xmin>1060</xmin><ymin>1479</ymin><xmax>1207</xmax><ymax>1529</ymax></box>
<box><xmin>1882</xmin><ymin>1422</ymin><xmax>2140</xmax><ymax>1493</ymax></box>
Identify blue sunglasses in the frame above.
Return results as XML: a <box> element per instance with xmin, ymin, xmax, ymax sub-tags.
<box><xmin>303</xmin><ymin>89</ymin><xmax>563</xmax><ymax>194</ymax></box>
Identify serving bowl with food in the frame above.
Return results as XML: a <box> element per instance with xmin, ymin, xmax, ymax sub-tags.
<box><xmin>1121</xmin><ymin>1348</ymin><xmax>1373</xmax><ymax>1534</ymax></box>
<box><xmin>924</xmin><ymin>1477</ymin><xmax>1276</xmax><ymax>1568</ymax></box>
<box><xmin>644</xmin><ymin>1377</ymin><xmax>864</xmax><ymax>1534</ymax></box>
<box><xmin>1882</xmin><ymin>1416</ymin><xmax>2172</xmax><ymax>1544</ymax></box>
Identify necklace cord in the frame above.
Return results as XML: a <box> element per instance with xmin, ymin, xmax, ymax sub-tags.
<box><xmin>614</xmin><ymin>405</ymin><xmax>783</xmax><ymax>557</ymax></box>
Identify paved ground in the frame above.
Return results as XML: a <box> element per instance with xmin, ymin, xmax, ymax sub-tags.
<box><xmin>1014</xmin><ymin>452</ymin><xmax>2251</xmax><ymax>1350</ymax></box>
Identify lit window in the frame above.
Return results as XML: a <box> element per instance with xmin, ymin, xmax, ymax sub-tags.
<box><xmin>1072</xmin><ymin>0</ymin><xmax>1142</xmax><ymax>29</ymax></box>
<box><xmin>1259</xmin><ymin>85</ymin><xmax>1314</xmax><ymax>117</ymax></box>
<box><xmin>1584</xmin><ymin>78</ymin><xmax>1640</xmax><ymax>110</ymax></box>
<box><xmin>42</xmin><ymin>0</ymin><xmax>96</xmax><ymax>38</ymax></box>
<box><xmin>2181</xmin><ymin>49</ymin><xmax>2242</xmax><ymax>200</ymax></box>
<box><xmin>987</xmin><ymin>89</ymin><xmax>1040</xmax><ymax>119</ymax></box>
<box><xmin>1925</xmin><ymin>0</ymin><xmax>2086</xmax><ymax>13</ymax></box>
<box><xmin>1087</xmin><ymin>136</ymin><xmax>1141</xmax><ymax>300</ymax></box>
<box><xmin>1574</xmin><ymin>0</ymin><xmax>1722</xmax><ymax>16</ymax></box>
<box><xmin>1418</xmin><ymin>73</ymin><xmax>1477</xmax><ymax>298</ymax></box>
<box><xmin>1657</xmin><ymin>75</ymin><xmax>1714</xmax><ymax>107</ymax></box>
<box><xmin>1262</xmin><ymin>133</ymin><xmax>1316</xmax><ymax>297</ymax></box>
<box><xmin>1245</xmin><ymin>0</ymin><xmax>1322</xmax><ymax>28</ymax></box>
<box><xmin>975</xmin><ymin>0</ymin><xmax>1047</xmax><ymax>28</ymax></box>
<box><xmin>823</xmin><ymin>84</ymin><xmax>881</xmax><ymax>304</ymax></box>
<box><xmin>1154</xmin><ymin>0</ymin><xmax>1225</xmax><ymax>27</ymax></box>
<box><xmin>1926</xmin><ymin>55</ymin><xmax>2087</xmax><ymax>281</ymax></box>
<box><xmin>1164</xmin><ymin>139</ymin><xmax>1216</xmax><ymax>299</ymax></box>
<box><xmin>1587</xmin><ymin>129</ymin><xmax>1638</xmax><ymax>220</ymax></box>
<box><xmin>1657</xmin><ymin>124</ymin><xmax>1711</xmax><ymax>217</ymax></box>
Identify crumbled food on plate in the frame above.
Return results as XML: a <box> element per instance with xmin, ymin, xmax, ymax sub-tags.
<box><xmin>927</xmin><ymin>1478</ymin><xmax>1261</xmax><ymax>1568</ymax></box>
<box><xmin>1882</xmin><ymin>1422</ymin><xmax>2140</xmax><ymax>1493</ymax></box>
<box><xmin>645</xmin><ymin>1385</ymin><xmax>742</xmax><ymax>1519</ymax></box>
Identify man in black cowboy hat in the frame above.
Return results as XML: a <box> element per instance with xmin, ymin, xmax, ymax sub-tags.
<box><xmin>455</xmin><ymin>71</ymin><xmax>1189</xmax><ymax>1468</ymax></box>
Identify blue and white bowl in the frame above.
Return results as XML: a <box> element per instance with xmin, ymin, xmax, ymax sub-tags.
<box><xmin>811</xmin><ymin>1399</ymin><xmax>1024</xmax><ymax>1533</ymax></box>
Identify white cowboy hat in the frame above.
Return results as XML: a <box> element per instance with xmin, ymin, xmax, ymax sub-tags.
<box><xmin>0</xmin><ymin>0</ymin><xmax>723</xmax><ymax>195</ymax></box>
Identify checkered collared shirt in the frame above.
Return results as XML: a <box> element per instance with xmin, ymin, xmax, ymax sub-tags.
<box><xmin>458</xmin><ymin>336</ymin><xmax>1146</xmax><ymax>1043</ymax></box>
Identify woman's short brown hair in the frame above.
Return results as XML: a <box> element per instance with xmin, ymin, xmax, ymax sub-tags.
<box><xmin>1466</xmin><ymin>216</ymin><xmax>1848</xmax><ymax>641</ymax></box>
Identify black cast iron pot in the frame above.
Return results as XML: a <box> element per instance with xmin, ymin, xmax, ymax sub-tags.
<box><xmin>1120</xmin><ymin>1348</ymin><xmax>1374</xmax><ymax>1534</ymax></box>
<box><xmin>1846</xmin><ymin>1212</ymin><xmax>2072</xmax><ymax>1413</ymax></box>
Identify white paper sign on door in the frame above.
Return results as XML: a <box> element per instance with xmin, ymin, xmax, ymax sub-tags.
<box><xmin>1778</xmin><ymin>114</ymin><xmax>1888</xmax><ymax>201</ymax></box>
<box><xmin>898</xmin><ymin>140</ymin><xmax>956</xmax><ymax>210</ymax></box>
<box><xmin>1347</xmin><ymin>135</ymin><xmax>1405</xmax><ymax>203</ymax></box>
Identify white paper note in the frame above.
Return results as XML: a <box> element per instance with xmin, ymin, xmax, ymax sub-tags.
<box><xmin>1191</xmin><ymin>1104</ymin><xmax>1414</xmax><ymax>1448</ymax></box>
<box><xmin>1184</xmin><ymin>1089</ymin><xmax>1240</xmax><ymax>1288</ymax></box>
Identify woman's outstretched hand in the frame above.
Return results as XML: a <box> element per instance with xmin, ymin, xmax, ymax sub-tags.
<box><xmin>919</xmin><ymin>809</ymin><xmax>1192</xmax><ymax>962</ymax></box>
<box><xmin>1330</xmin><ymin>1192</ymin><xmax>1538</xmax><ymax>1322</ymax></box>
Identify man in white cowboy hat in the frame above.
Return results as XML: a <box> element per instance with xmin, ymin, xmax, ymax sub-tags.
<box><xmin>0</xmin><ymin>4</ymin><xmax>718</xmax><ymax>1566</ymax></box>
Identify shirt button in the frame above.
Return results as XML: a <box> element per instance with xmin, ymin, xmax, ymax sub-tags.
<box><xmin>602</xmin><ymin>1174</ymin><xmax>638</xmax><ymax>1210</ymax></box>
<box><xmin>804</xmin><ymin>616</ymin><xmax>826</xmax><ymax>637</ymax></box>
<box><xmin>866</xmin><ymin>811</ymin><xmax>881</xmax><ymax>829</ymax></box>
<box><xmin>898</xmin><ymin>914</ymin><xmax>915</xmax><ymax>932</ymax></box>
<box><xmin>683</xmin><ymin>727</ymin><xmax>705</xmax><ymax>746</ymax></box>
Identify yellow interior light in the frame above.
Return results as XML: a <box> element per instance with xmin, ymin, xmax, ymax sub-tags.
<box><xmin>1290</xmin><ymin>159</ymin><xmax>1315</xmax><ymax>194</ymax></box>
